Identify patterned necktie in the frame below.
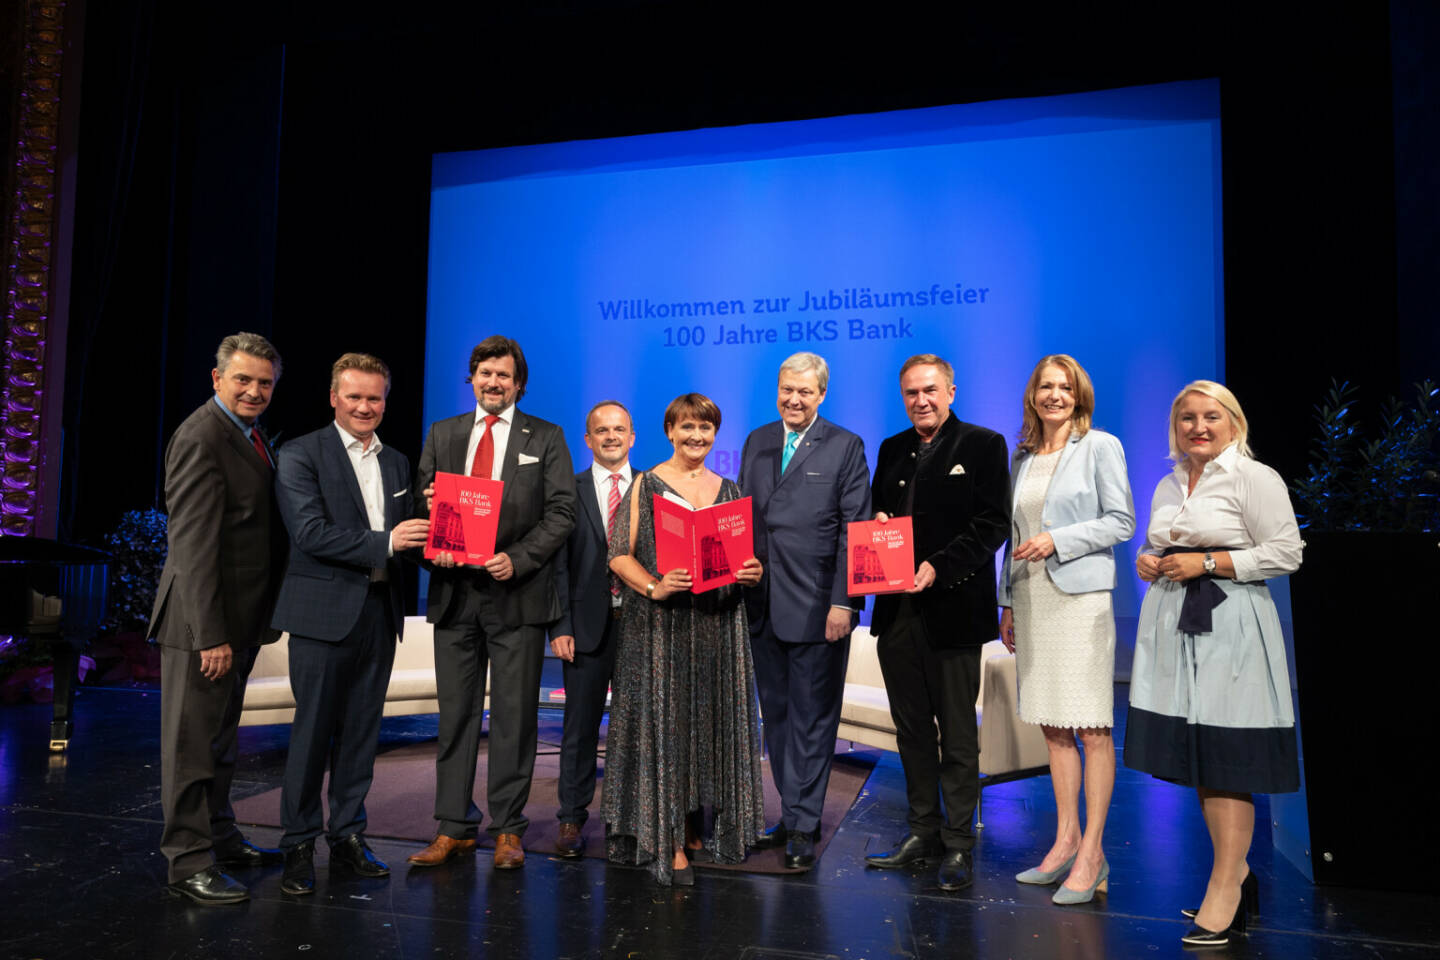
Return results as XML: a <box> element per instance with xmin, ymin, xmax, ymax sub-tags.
<box><xmin>250</xmin><ymin>428</ymin><xmax>271</xmax><ymax>468</ymax></box>
<box><xmin>607</xmin><ymin>473</ymin><xmax>622</xmax><ymax>596</ymax></box>
<box><xmin>470</xmin><ymin>414</ymin><xmax>500</xmax><ymax>478</ymax></box>
<box><xmin>781</xmin><ymin>431</ymin><xmax>800</xmax><ymax>473</ymax></box>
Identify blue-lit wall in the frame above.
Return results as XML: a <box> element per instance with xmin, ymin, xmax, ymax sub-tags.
<box><xmin>423</xmin><ymin>79</ymin><xmax>1224</xmax><ymax>647</ymax></box>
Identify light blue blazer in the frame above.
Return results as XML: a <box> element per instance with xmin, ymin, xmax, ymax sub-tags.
<box><xmin>998</xmin><ymin>429</ymin><xmax>1135</xmax><ymax>605</ymax></box>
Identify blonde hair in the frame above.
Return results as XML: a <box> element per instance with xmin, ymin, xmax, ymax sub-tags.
<box><xmin>1017</xmin><ymin>354</ymin><xmax>1094</xmax><ymax>453</ymax></box>
<box><xmin>1168</xmin><ymin>380</ymin><xmax>1252</xmax><ymax>461</ymax></box>
<box><xmin>330</xmin><ymin>352</ymin><xmax>391</xmax><ymax>394</ymax></box>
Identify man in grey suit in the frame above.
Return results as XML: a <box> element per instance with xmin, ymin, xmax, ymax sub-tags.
<box><xmin>270</xmin><ymin>353</ymin><xmax>431</xmax><ymax>895</ymax></box>
<box><xmin>149</xmin><ymin>332</ymin><xmax>287</xmax><ymax>904</ymax></box>
<box><xmin>548</xmin><ymin>401</ymin><xmax>635</xmax><ymax>858</ymax></box>
<box><xmin>408</xmin><ymin>335</ymin><xmax>576</xmax><ymax>870</ymax></box>
<box><xmin>739</xmin><ymin>352</ymin><xmax>871</xmax><ymax>871</ymax></box>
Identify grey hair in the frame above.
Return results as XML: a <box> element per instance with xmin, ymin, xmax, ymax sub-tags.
<box><xmin>778</xmin><ymin>351</ymin><xmax>829</xmax><ymax>394</ymax></box>
<box><xmin>216</xmin><ymin>332</ymin><xmax>283</xmax><ymax>380</ymax></box>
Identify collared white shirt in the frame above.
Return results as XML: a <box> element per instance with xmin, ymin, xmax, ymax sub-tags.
<box><xmin>592</xmin><ymin>461</ymin><xmax>632</xmax><ymax>607</ymax></box>
<box><xmin>590</xmin><ymin>460</ymin><xmax>633</xmax><ymax>529</ymax></box>
<box><xmin>333</xmin><ymin>422</ymin><xmax>391</xmax><ymax>576</ymax></box>
<box><xmin>783</xmin><ymin>416</ymin><xmax>817</xmax><ymax>466</ymax></box>
<box><xmin>464</xmin><ymin>403</ymin><xmax>514</xmax><ymax>482</ymax></box>
<box><xmin>1141</xmin><ymin>444</ymin><xmax>1303</xmax><ymax>583</ymax></box>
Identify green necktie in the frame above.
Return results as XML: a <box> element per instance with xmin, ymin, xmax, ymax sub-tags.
<box><xmin>781</xmin><ymin>431</ymin><xmax>800</xmax><ymax>472</ymax></box>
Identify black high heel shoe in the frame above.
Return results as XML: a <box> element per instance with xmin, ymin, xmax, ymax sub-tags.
<box><xmin>1181</xmin><ymin>869</ymin><xmax>1259</xmax><ymax>919</ymax></box>
<box><xmin>1180</xmin><ymin>872</ymin><xmax>1257</xmax><ymax>947</ymax></box>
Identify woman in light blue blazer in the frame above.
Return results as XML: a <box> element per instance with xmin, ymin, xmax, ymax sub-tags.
<box><xmin>999</xmin><ymin>354</ymin><xmax>1135</xmax><ymax>905</ymax></box>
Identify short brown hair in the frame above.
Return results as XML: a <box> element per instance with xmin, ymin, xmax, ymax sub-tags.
<box><xmin>1017</xmin><ymin>354</ymin><xmax>1095</xmax><ymax>453</ymax></box>
<box><xmin>467</xmin><ymin>335</ymin><xmax>528</xmax><ymax>401</ymax></box>
<box><xmin>330</xmin><ymin>352</ymin><xmax>391</xmax><ymax>394</ymax></box>
<box><xmin>585</xmin><ymin>400</ymin><xmax>632</xmax><ymax>434</ymax></box>
<box><xmin>662</xmin><ymin>393</ymin><xmax>722</xmax><ymax>437</ymax></box>
<box><xmin>899</xmin><ymin>353</ymin><xmax>954</xmax><ymax>387</ymax></box>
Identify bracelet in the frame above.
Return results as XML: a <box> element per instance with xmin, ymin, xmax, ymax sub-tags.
<box><xmin>646</xmin><ymin>581</ymin><xmax>658</xmax><ymax>598</ymax></box>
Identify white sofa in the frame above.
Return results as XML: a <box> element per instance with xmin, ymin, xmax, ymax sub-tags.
<box><xmin>837</xmin><ymin>627</ymin><xmax>1049</xmax><ymax>781</ymax></box>
<box><xmin>241</xmin><ymin>616</ymin><xmax>454</xmax><ymax>726</ymax></box>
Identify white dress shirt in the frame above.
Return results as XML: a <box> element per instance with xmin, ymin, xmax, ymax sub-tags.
<box><xmin>334</xmin><ymin>422</ymin><xmax>391</xmax><ymax>577</ymax></box>
<box><xmin>590</xmin><ymin>460</ymin><xmax>633</xmax><ymax>530</ymax></box>
<box><xmin>464</xmin><ymin>403</ymin><xmax>513</xmax><ymax>482</ymax></box>
<box><xmin>1141</xmin><ymin>444</ymin><xmax>1303</xmax><ymax>583</ymax></box>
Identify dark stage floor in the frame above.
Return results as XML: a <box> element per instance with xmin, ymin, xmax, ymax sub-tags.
<box><xmin>1</xmin><ymin>678</ymin><xmax>1435</xmax><ymax>960</ymax></box>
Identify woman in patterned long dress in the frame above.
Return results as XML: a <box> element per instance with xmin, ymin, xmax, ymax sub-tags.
<box><xmin>603</xmin><ymin>393</ymin><xmax>766</xmax><ymax>886</ymax></box>
<box><xmin>1125</xmin><ymin>381</ymin><xmax>1302</xmax><ymax>947</ymax></box>
<box><xmin>999</xmin><ymin>355</ymin><xmax>1135</xmax><ymax>905</ymax></box>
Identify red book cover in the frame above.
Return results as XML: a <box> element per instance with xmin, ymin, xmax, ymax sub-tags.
<box><xmin>653</xmin><ymin>494</ymin><xmax>754</xmax><ymax>593</ymax></box>
<box><xmin>846</xmin><ymin>517</ymin><xmax>915</xmax><ymax>595</ymax></box>
<box><xmin>425</xmin><ymin>471</ymin><xmax>504</xmax><ymax>564</ymax></box>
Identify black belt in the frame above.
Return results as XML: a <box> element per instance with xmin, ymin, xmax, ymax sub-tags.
<box><xmin>1161</xmin><ymin>546</ymin><xmax>1234</xmax><ymax>634</ymax></box>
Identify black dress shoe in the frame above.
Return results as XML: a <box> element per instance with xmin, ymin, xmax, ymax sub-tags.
<box><xmin>167</xmin><ymin>865</ymin><xmax>249</xmax><ymax>905</ymax></box>
<box><xmin>784</xmin><ymin>834</ymin><xmax>816</xmax><ymax>871</ymax></box>
<box><xmin>864</xmin><ymin>834</ymin><xmax>943</xmax><ymax>869</ymax></box>
<box><xmin>752</xmin><ymin>823</ymin><xmax>788</xmax><ymax>850</ymax></box>
<box><xmin>281</xmin><ymin>841</ymin><xmax>315</xmax><ymax>896</ymax></box>
<box><xmin>215</xmin><ymin>837</ymin><xmax>284</xmax><ymax>868</ymax></box>
<box><xmin>330</xmin><ymin>834</ymin><xmax>390</xmax><ymax>877</ymax></box>
<box><xmin>937</xmin><ymin>849</ymin><xmax>974</xmax><ymax>891</ymax></box>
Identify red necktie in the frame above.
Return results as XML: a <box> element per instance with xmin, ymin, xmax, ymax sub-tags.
<box><xmin>607</xmin><ymin>473</ymin><xmax>622</xmax><ymax>596</ymax></box>
<box><xmin>250</xmin><ymin>428</ymin><xmax>271</xmax><ymax>468</ymax></box>
<box><xmin>470</xmin><ymin>414</ymin><xmax>500</xmax><ymax>478</ymax></box>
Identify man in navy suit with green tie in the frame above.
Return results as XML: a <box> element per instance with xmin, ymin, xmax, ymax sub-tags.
<box><xmin>739</xmin><ymin>352</ymin><xmax>871</xmax><ymax>871</ymax></box>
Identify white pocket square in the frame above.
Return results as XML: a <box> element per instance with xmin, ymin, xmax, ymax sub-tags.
<box><xmin>517</xmin><ymin>453</ymin><xmax>540</xmax><ymax>465</ymax></box>
<box><xmin>392</xmin><ymin>487</ymin><xmax>408</xmax><ymax>498</ymax></box>
<box><xmin>948</xmin><ymin>464</ymin><xmax>966</xmax><ymax>476</ymax></box>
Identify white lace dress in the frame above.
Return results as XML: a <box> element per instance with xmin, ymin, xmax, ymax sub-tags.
<box><xmin>1011</xmin><ymin>450</ymin><xmax>1116</xmax><ymax>728</ymax></box>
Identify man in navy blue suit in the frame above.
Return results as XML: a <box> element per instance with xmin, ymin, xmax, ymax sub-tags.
<box><xmin>547</xmin><ymin>401</ymin><xmax>635</xmax><ymax>857</ymax></box>
<box><xmin>270</xmin><ymin>353</ymin><xmax>430</xmax><ymax>896</ymax></box>
<box><xmin>739</xmin><ymin>352</ymin><xmax>870</xmax><ymax>871</ymax></box>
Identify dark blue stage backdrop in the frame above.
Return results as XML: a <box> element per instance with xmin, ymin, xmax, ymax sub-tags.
<box><xmin>424</xmin><ymin>79</ymin><xmax>1251</xmax><ymax>659</ymax></box>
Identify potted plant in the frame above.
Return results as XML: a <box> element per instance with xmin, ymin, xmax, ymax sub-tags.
<box><xmin>1283</xmin><ymin>379</ymin><xmax>1437</xmax><ymax>892</ymax></box>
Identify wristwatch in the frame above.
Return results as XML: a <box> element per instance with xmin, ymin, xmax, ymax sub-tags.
<box><xmin>1203</xmin><ymin>553</ymin><xmax>1216</xmax><ymax>574</ymax></box>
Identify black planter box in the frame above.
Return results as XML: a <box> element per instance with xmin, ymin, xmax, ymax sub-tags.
<box><xmin>1289</xmin><ymin>530</ymin><xmax>1439</xmax><ymax>892</ymax></box>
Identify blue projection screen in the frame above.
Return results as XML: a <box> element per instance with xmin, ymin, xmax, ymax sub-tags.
<box><xmin>424</xmin><ymin>79</ymin><xmax>1224</xmax><ymax>650</ymax></box>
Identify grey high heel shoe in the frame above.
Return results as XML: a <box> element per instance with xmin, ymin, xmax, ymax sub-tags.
<box><xmin>1052</xmin><ymin>859</ymin><xmax>1109</xmax><ymax>905</ymax></box>
<box><xmin>1015</xmin><ymin>852</ymin><xmax>1076</xmax><ymax>885</ymax></box>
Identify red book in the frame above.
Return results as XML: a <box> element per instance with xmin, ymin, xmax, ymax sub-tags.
<box><xmin>425</xmin><ymin>471</ymin><xmax>504</xmax><ymax>564</ymax></box>
<box><xmin>846</xmin><ymin>517</ymin><xmax>916</xmax><ymax>595</ymax></box>
<box><xmin>653</xmin><ymin>494</ymin><xmax>754</xmax><ymax>593</ymax></box>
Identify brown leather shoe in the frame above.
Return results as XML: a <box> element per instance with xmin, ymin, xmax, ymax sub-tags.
<box><xmin>555</xmin><ymin>822</ymin><xmax>584</xmax><ymax>859</ymax></box>
<box><xmin>406</xmin><ymin>834</ymin><xmax>477</xmax><ymax>868</ymax></box>
<box><xmin>493</xmin><ymin>833</ymin><xmax>525</xmax><ymax>869</ymax></box>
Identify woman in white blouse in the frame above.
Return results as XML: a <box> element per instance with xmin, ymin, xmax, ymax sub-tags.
<box><xmin>1125</xmin><ymin>381</ymin><xmax>1302</xmax><ymax>948</ymax></box>
<box><xmin>999</xmin><ymin>355</ymin><xmax>1134</xmax><ymax>905</ymax></box>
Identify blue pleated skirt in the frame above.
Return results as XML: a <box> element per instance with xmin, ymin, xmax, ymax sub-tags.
<box><xmin>1124</xmin><ymin>577</ymin><xmax>1299</xmax><ymax>794</ymax></box>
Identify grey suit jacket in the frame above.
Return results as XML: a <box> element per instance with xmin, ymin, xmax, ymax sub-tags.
<box><xmin>416</xmin><ymin>407</ymin><xmax>576</xmax><ymax>629</ymax></box>
<box><xmin>147</xmin><ymin>400</ymin><xmax>287</xmax><ymax>651</ymax></box>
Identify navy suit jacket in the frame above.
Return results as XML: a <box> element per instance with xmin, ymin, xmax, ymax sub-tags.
<box><xmin>270</xmin><ymin>425</ymin><xmax>410</xmax><ymax>643</ymax></box>
<box><xmin>870</xmin><ymin>414</ymin><xmax>1011</xmax><ymax>649</ymax></box>
<box><xmin>548</xmin><ymin>467</ymin><xmax>620</xmax><ymax>654</ymax></box>
<box><xmin>415</xmin><ymin>408</ymin><xmax>576</xmax><ymax>629</ymax></box>
<box><xmin>739</xmin><ymin>416</ymin><xmax>871</xmax><ymax>644</ymax></box>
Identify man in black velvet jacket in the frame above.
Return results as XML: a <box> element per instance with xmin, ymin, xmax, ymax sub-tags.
<box><xmin>863</xmin><ymin>353</ymin><xmax>1010</xmax><ymax>892</ymax></box>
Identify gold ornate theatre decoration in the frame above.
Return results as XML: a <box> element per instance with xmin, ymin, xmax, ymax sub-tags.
<box><xmin>2</xmin><ymin>2</ymin><xmax>66</xmax><ymax>536</ymax></box>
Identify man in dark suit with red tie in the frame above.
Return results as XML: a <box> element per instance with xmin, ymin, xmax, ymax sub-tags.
<box><xmin>269</xmin><ymin>353</ymin><xmax>431</xmax><ymax>895</ymax></box>
<box><xmin>408</xmin><ymin>336</ymin><xmax>576</xmax><ymax>870</ymax></box>
<box><xmin>863</xmin><ymin>354</ymin><xmax>1010</xmax><ymax>892</ymax></box>
<box><xmin>149</xmin><ymin>332</ymin><xmax>288</xmax><ymax>904</ymax></box>
<box><xmin>547</xmin><ymin>401</ymin><xmax>635</xmax><ymax>857</ymax></box>
<box><xmin>739</xmin><ymin>353</ymin><xmax>870</xmax><ymax>871</ymax></box>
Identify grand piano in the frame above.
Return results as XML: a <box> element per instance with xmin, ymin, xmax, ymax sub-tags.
<box><xmin>0</xmin><ymin>537</ymin><xmax>110</xmax><ymax>751</ymax></box>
